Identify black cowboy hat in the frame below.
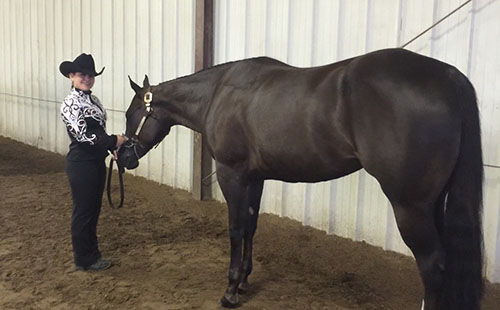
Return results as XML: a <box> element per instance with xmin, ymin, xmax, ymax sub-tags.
<box><xmin>59</xmin><ymin>53</ymin><xmax>105</xmax><ymax>78</ymax></box>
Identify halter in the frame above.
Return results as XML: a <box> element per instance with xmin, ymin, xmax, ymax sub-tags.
<box><xmin>125</xmin><ymin>87</ymin><xmax>159</xmax><ymax>160</ymax></box>
<box><xmin>134</xmin><ymin>88</ymin><xmax>154</xmax><ymax>137</ymax></box>
<box><xmin>107</xmin><ymin>88</ymin><xmax>154</xmax><ymax>209</ymax></box>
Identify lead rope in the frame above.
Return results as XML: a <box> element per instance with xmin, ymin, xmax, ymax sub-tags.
<box><xmin>106</xmin><ymin>157</ymin><xmax>124</xmax><ymax>209</ymax></box>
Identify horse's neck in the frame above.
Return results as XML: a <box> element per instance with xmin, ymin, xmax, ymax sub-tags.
<box><xmin>154</xmin><ymin>68</ymin><xmax>225</xmax><ymax>133</ymax></box>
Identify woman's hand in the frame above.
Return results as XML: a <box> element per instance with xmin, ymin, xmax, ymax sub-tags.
<box><xmin>116</xmin><ymin>135</ymin><xmax>128</xmax><ymax>148</ymax></box>
<box><xmin>114</xmin><ymin>135</ymin><xmax>128</xmax><ymax>160</ymax></box>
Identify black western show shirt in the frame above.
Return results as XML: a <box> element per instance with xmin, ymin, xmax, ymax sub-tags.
<box><xmin>61</xmin><ymin>88</ymin><xmax>117</xmax><ymax>161</ymax></box>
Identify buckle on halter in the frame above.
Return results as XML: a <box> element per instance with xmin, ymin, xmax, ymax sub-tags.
<box><xmin>144</xmin><ymin>92</ymin><xmax>153</xmax><ymax>103</ymax></box>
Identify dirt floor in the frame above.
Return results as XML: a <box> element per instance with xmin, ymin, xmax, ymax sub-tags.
<box><xmin>0</xmin><ymin>136</ymin><xmax>499</xmax><ymax>310</ymax></box>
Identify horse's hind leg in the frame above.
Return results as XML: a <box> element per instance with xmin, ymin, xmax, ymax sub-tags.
<box><xmin>391</xmin><ymin>200</ymin><xmax>446</xmax><ymax>310</ymax></box>
<box><xmin>238</xmin><ymin>180</ymin><xmax>264</xmax><ymax>294</ymax></box>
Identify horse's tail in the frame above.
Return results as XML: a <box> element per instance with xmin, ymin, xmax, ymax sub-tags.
<box><xmin>443</xmin><ymin>74</ymin><xmax>484</xmax><ymax>310</ymax></box>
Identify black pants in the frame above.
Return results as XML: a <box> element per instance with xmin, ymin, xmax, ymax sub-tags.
<box><xmin>66</xmin><ymin>159</ymin><xmax>106</xmax><ymax>267</ymax></box>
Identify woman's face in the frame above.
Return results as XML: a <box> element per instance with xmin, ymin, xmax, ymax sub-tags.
<box><xmin>69</xmin><ymin>72</ymin><xmax>95</xmax><ymax>91</ymax></box>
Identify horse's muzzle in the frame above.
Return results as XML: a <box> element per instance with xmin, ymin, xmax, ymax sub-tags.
<box><xmin>117</xmin><ymin>139</ymin><xmax>140</xmax><ymax>170</ymax></box>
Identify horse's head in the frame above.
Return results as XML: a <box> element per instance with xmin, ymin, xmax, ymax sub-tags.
<box><xmin>117</xmin><ymin>75</ymin><xmax>170</xmax><ymax>170</ymax></box>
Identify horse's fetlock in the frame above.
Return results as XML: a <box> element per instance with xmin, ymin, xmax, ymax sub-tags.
<box><xmin>228</xmin><ymin>268</ymin><xmax>242</xmax><ymax>281</ymax></box>
<box><xmin>242</xmin><ymin>264</ymin><xmax>252</xmax><ymax>275</ymax></box>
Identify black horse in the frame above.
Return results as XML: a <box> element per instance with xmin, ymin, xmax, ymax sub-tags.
<box><xmin>118</xmin><ymin>48</ymin><xmax>483</xmax><ymax>310</ymax></box>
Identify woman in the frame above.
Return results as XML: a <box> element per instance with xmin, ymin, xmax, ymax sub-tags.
<box><xmin>59</xmin><ymin>53</ymin><xmax>126</xmax><ymax>271</ymax></box>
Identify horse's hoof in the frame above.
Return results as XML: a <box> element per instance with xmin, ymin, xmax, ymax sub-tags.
<box><xmin>219</xmin><ymin>293</ymin><xmax>240</xmax><ymax>308</ymax></box>
<box><xmin>237</xmin><ymin>282</ymin><xmax>250</xmax><ymax>294</ymax></box>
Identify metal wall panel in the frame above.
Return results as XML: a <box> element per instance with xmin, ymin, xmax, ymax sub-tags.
<box><xmin>1</xmin><ymin>0</ymin><xmax>7</xmax><ymax>134</ymax></box>
<box><xmin>214</xmin><ymin>0</ymin><xmax>500</xmax><ymax>283</ymax></box>
<box><xmin>0</xmin><ymin>1</ymin><xmax>5</xmax><ymax>135</ymax></box>
<box><xmin>0</xmin><ymin>0</ymin><xmax>196</xmax><ymax>191</ymax></box>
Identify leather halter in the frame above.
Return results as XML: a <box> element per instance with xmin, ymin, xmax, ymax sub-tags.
<box><xmin>134</xmin><ymin>88</ymin><xmax>154</xmax><ymax>137</ymax></box>
<box><xmin>106</xmin><ymin>88</ymin><xmax>153</xmax><ymax>209</ymax></box>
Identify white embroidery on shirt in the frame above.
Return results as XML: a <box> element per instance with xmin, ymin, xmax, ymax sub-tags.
<box><xmin>61</xmin><ymin>89</ymin><xmax>107</xmax><ymax>145</ymax></box>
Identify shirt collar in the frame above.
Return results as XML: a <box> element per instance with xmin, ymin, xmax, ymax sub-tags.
<box><xmin>72</xmin><ymin>88</ymin><xmax>92</xmax><ymax>96</ymax></box>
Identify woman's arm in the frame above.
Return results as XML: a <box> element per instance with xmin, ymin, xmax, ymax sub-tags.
<box><xmin>61</xmin><ymin>96</ymin><xmax>117</xmax><ymax>152</ymax></box>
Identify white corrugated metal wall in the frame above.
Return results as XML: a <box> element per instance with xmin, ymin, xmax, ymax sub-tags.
<box><xmin>0</xmin><ymin>0</ymin><xmax>499</xmax><ymax>284</ymax></box>
<box><xmin>0</xmin><ymin>0</ymin><xmax>196</xmax><ymax>191</ymax></box>
<box><xmin>214</xmin><ymin>0</ymin><xmax>500</xmax><ymax>283</ymax></box>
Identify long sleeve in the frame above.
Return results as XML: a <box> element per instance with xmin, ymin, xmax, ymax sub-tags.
<box><xmin>61</xmin><ymin>89</ymin><xmax>117</xmax><ymax>159</ymax></box>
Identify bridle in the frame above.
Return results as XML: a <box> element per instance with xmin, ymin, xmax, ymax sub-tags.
<box><xmin>106</xmin><ymin>88</ymin><xmax>154</xmax><ymax>209</ymax></box>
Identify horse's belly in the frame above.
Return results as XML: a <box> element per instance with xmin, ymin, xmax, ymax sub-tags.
<box><xmin>251</xmin><ymin>155</ymin><xmax>362</xmax><ymax>183</ymax></box>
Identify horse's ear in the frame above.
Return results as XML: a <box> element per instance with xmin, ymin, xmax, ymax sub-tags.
<box><xmin>129</xmin><ymin>75</ymin><xmax>141</xmax><ymax>93</ymax></box>
<box><xmin>143</xmin><ymin>75</ymin><xmax>150</xmax><ymax>88</ymax></box>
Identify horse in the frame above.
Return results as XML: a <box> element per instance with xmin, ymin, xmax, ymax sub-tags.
<box><xmin>117</xmin><ymin>48</ymin><xmax>484</xmax><ymax>310</ymax></box>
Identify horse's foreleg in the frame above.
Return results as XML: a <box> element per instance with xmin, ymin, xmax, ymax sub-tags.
<box><xmin>239</xmin><ymin>180</ymin><xmax>264</xmax><ymax>294</ymax></box>
<box><xmin>216</xmin><ymin>164</ymin><xmax>249</xmax><ymax>308</ymax></box>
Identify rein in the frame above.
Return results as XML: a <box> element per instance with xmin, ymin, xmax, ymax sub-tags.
<box><xmin>106</xmin><ymin>156</ymin><xmax>124</xmax><ymax>209</ymax></box>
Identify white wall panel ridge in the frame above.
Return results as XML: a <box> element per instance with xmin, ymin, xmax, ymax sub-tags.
<box><xmin>214</xmin><ymin>0</ymin><xmax>500</xmax><ymax>283</ymax></box>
